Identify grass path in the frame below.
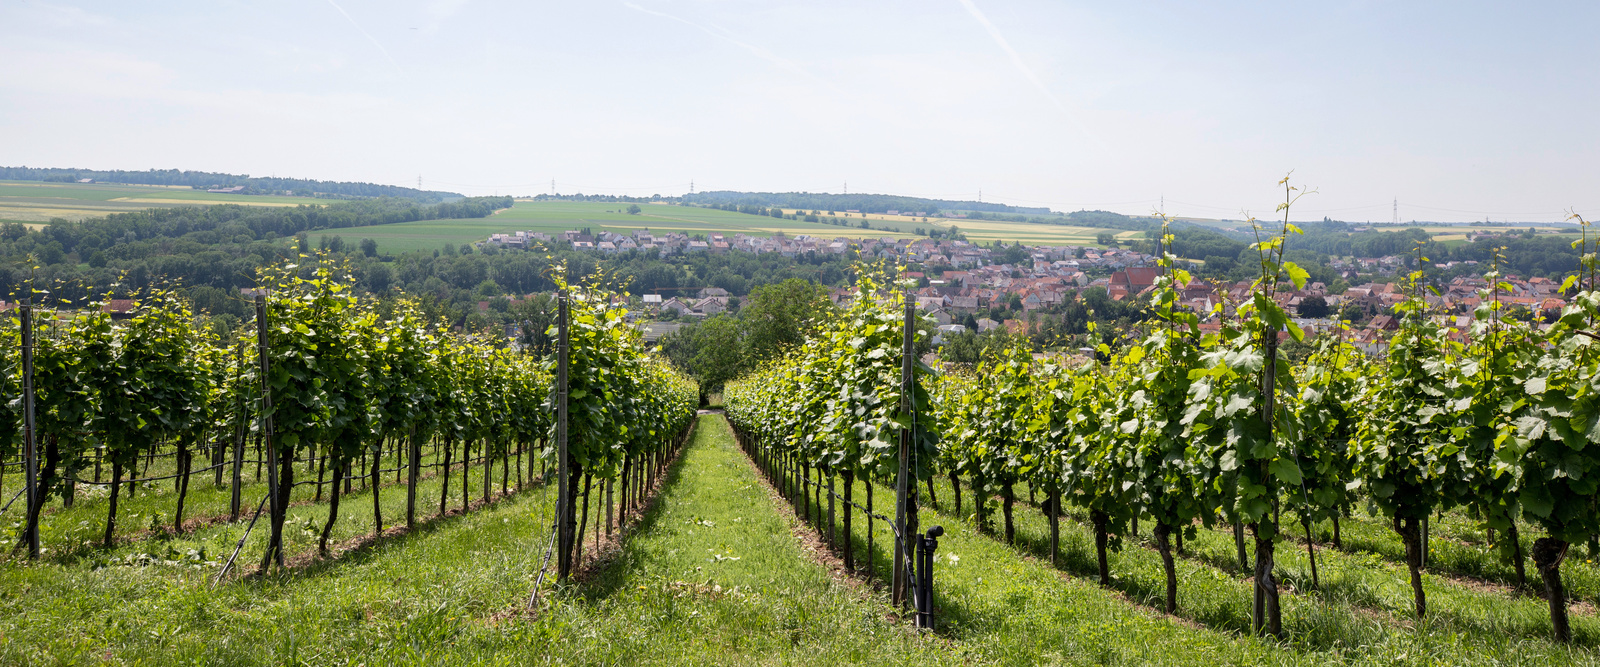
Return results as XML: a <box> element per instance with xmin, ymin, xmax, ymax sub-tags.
<box><xmin>0</xmin><ymin>416</ymin><xmax>931</xmax><ymax>665</ymax></box>
<box><xmin>538</xmin><ymin>413</ymin><xmax>944</xmax><ymax>664</ymax></box>
<box><xmin>10</xmin><ymin>414</ymin><xmax>1594</xmax><ymax>664</ymax></box>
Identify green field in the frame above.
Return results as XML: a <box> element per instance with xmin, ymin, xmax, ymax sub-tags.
<box><xmin>0</xmin><ymin>180</ymin><xmax>326</xmax><ymax>225</ymax></box>
<box><xmin>344</xmin><ymin>201</ymin><xmax>920</xmax><ymax>254</ymax></box>
<box><xmin>786</xmin><ymin>208</ymin><xmax>1143</xmax><ymax>246</ymax></box>
<box><xmin>343</xmin><ymin>201</ymin><xmax>1140</xmax><ymax>255</ymax></box>
<box><xmin>0</xmin><ymin>180</ymin><xmax>1148</xmax><ymax>256</ymax></box>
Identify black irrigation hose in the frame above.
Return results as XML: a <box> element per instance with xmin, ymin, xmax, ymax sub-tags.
<box><xmin>66</xmin><ymin>447</ymin><xmax>527</xmax><ymax>490</ymax></box>
<box><xmin>0</xmin><ymin>487</ymin><xmax>24</xmax><ymax>516</ymax></box>
<box><xmin>74</xmin><ymin>460</ymin><xmax>231</xmax><ymax>486</ymax></box>
<box><xmin>793</xmin><ymin>468</ymin><xmax>898</xmax><ymax>534</ymax></box>
<box><xmin>527</xmin><ymin>484</ymin><xmax>560</xmax><ymax>611</ymax></box>
<box><xmin>285</xmin><ymin>452</ymin><xmax>506</xmax><ymax>488</ymax></box>
<box><xmin>740</xmin><ymin>433</ymin><xmax>923</xmax><ymax>611</ymax></box>
<box><xmin>212</xmin><ymin>494</ymin><xmax>270</xmax><ymax>589</ymax></box>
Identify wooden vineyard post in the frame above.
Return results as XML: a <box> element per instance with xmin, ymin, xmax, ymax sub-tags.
<box><xmin>19</xmin><ymin>299</ymin><xmax>39</xmax><ymax>560</ymax></box>
<box><xmin>892</xmin><ymin>297</ymin><xmax>916</xmax><ymax>609</ymax></box>
<box><xmin>255</xmin><ymin>294</ymin><xmax>285</xmax><ymax>570</ymax></box>
<box><xmin>556</xmin><ymin>290</ymin><xmax>574</xmax><ymax>580</ymax></box>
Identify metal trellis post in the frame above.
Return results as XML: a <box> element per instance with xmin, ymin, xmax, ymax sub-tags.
<box><xmin>20</xmin><ymin>299</ymin><xmax>39</xmax><ymax>559</ymax></box>
<box><xmin>556</xmin><ymin>290</ymin><xmax>573</xmax><ymax>579</ymax></box>
<box><xmin>893</xmin><ymin>297</ymin><xmax>915</xmax><ymax>608</ymax></box>
<box><xmin>255</xmin><ymin>294</ymin><xmax>283</xmax><ymax>569</ymax></box>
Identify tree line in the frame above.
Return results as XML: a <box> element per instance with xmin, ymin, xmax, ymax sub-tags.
<box><xmin>0</xmin><ymin>197</ymin><xmax>510</xmax><ymax>304</ymax></box>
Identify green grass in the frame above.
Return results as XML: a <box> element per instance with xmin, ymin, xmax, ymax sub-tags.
<box><xmin>13</xmin><ymin>415</ymin><xmax>1594</xmax><ymax>664</ymax></box>
<box><xmin>0</xmin><ymin>180</ymin><xmax>1139</xmax><ymax>251</ymax></box>
<box><xmin>0</xmin><ymin>180</ymin><xmax>327</xmax><ymax>224</ymax></box>
<box><xmin>891</xmin><ymin>476</ymin><xmax>1600</xmax><ymax>664</ymax></box>
<box><xmin>11</xmin><ymin>440</ymin><xmax>528</xmax><ymax>567</ymax></box>
<box><xmin>346</xmin><ymin>201</ymin><xmax>924</xmax><ymax>254</ymax></box>
<box><xmin>345</xmin><ymin>201</ymin><xmax>1141</xmax><ymax>255</ymax></box>
<box><xmin>0</xmin><ymin>417</ymin><xmax>939</xmax><ymax>664</ymax></box>
<box><xmin>805</xmin><ymin>210</ymin><xmax>1142</xmax><ymax>246</ymax></box>
<box><xmin>751</xmin><ymin>438</ymin><xmax>1330</xmax><ymax>664</ymax></box>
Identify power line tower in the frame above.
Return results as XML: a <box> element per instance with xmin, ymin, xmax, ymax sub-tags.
<box><xmin>417</xmin><ymin>175</ymin><xmax>422</xmax><ymax>189</ymax></box>
<box><xmin>1393</xmin><ymin>198</ymin><xmax>1399</xmax><ymax>225</ymax></box>
<box><xmin>844</xmin><ymin>181</ymin><xmax>848</xmax><ymax>195</ymax></box>
<box><xmin>689</xmin><ymin>179</ymin><xmax>694</xmax><ymax>194</ymax></box>
<box><xmin>551</xmin><ymin>179</ymin><xmax>555</xmax><ymax>196</ymax></box>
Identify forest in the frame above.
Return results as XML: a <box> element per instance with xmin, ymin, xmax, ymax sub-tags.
<box><xmin>1154</xmin><ymin>222</ymin><xmax>1584</xmax><ymax>282</ymax></box>
<box><xmin>0</xmin><ymin>197</ymin><xmax>510</xmax><ymax>300</ymax></box>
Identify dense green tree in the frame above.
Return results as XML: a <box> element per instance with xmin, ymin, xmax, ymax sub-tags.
<box><xmin>1297</xmin><ymin>295</ymin><xmax>1330</xmax><ymax>317</ymax></box>
<box><xmin>740</xmin><ymin>278</ymin><xmax>833</xmax><ymax>363</ymax></box>
<box><xmin>660</xmin><ymin>315</ymin><xmax>745</xmax><ymax>400</ymax></box>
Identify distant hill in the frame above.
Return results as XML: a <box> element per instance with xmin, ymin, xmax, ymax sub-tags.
<box><xmin>678</xmin><ymin>190</ymin><xmax>1161</xmax><ymax>231</ymax></box>
<box><xmin>680</xmin><ymin>191</ymin><xmax>1051</xmax><ymax>216</ymax></box>
<box><xmin>0</xmin><ymin>166</ymin><xmax>459</xmax><ymax>203</ymax></box>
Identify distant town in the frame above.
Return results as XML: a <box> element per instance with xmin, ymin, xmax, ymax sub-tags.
<box><xmin>479</xmin><ymin>227</ymin><xmax>1574</xmax><ymax>355</ymax></box>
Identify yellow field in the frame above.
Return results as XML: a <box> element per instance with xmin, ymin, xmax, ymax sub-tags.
<box><xmin>106</xmin><ymin>197</ymin><xmax>307</xmax><ymax>207</ymax></box>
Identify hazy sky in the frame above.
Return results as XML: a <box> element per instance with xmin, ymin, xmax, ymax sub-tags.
<box><xmin>2</xmin><ymin>1</ymin><xmax>1595</xmax><ymax>222</ymax></box>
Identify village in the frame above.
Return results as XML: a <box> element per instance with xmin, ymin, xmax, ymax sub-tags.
<box><xmin>477</xmin><ymin>227</ymin><xmax>1575</xmax><ymax>355</ymax></box>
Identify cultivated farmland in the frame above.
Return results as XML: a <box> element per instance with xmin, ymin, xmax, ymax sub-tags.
<box><xmin>344</xmin><ymin>200</ymin><xmax>1141</xmax><ymax>254</ymax></box>
<box><xmin>344</xmin><ymin>200</ymin><xmax>919</xmax><ymax>253</ymax></box>
<box><xmin>0</xmin><ymin>180</ymin><xmax>326</xmax><ymax>225</ymax></box>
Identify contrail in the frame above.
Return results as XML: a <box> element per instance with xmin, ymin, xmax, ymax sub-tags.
<box><xmin>956</xmin><ymin>0</ymin><xmax>1062</xmax><ymax>111</ymax></box>
<box><xmin>325</xmin><ymin>0</ymin><xmax>405</xmax><ymax>77</ymax></box>
<box><xmin>623</xmin><ymin>2</ymin><xmax>814</xmax><ymax>81</ymax></box>
<box><xmin>955</xmin><ymin>0</ymin><xmax>1099</xmax><ymax>147</ymax></box>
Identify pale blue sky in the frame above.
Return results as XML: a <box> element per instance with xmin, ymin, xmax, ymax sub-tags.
<box><xmin>2</xmin><ymin>1</ymin><xmax>1595</xmax><ymax>222</ymax></box>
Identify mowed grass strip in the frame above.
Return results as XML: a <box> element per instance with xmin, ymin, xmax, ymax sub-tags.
<box><xmin>21</xmin><ymin>415</ymin><xmax>1585</xmax><ymax>665</ymax></box>
<box><xmin>0</xmin><ymin>461</ymin><xmax>563</xmax><ymax>664</ymax></box>
<box><xmin>18</xmin><ymin>442</ymin><xmax>532</xmax><ymax>567</ymax></box>
<box><xmin>1303</xmin><ymin>505</ymin><xmax>1600</xmax><ymax>602</ymax></box>
<box><xmin>774</xmin><ymin>472</ymin><xmax>1311</xmax><ymax>665</ymax></box>
<box><xmin>540</xmin><ymin>413</ymin><xmax>944</xmax><ymax>664</ymax></box>
<box><xmin>0</xmin><ymin>418</ymin><xmax>924</xmax><ymax>665</ymax></box>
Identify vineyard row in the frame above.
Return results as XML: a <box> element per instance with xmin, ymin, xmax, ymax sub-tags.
<box><xmin>726</xmin><ymin>210</ymin><xmax>1600</xmax><ymax>643</ymax></box>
